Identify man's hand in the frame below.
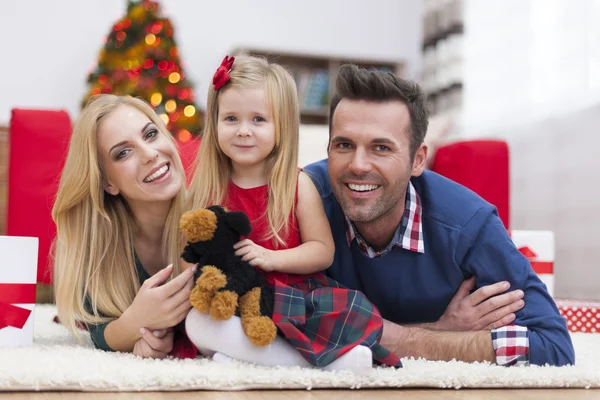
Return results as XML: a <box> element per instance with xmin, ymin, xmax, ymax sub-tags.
<box><xmin>133</xmin><ymin>328</ymin><xmax>174</xmax><ymax>359</ymax></box>
<box><xmin>434</xmin><ymin>277</ymin><xmax>525</xmax><ymax>331</ymax></box>
<box><xmin>233</xmin><ymin>239</ymin><xmax>276</xmax><ymax>272</ymax></box>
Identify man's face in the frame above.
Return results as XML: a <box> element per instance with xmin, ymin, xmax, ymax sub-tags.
<box><xmin>327</xmin><ymin>99</ymin><xmax>427</xmax><ymax>225</ymax></box>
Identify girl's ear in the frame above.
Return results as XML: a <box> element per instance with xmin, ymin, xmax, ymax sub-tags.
<box><xmin>224</xmin><ymin>211</ymin><xmax>252</xmax><ymax>237</ymax></box>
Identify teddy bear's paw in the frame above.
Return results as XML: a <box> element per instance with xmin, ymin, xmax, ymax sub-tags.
<box><xmin>242</xmin><ymin>316</ymin><xmax>277</xmax><ymax>347</ymax></box>
<box><xmin>190</xmin><ymin>285</ymin><xmax>214</xmax><ymax>313</ymax></box>
<box><xmin>197</xmin><ymin>265</ymin><xmax>227</xmax><ymax>291</ymax></box>
<box><xmin>210</xmin><ymin>290</ymin><xmax>238</xmax><ymax>320</ymax></box>
<box><xmin>239</xmin><ymin>287</ymin><xmax>262</xmax><ymax>318</ymax></box>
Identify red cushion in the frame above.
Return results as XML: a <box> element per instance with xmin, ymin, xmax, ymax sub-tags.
<box><xmin>7</xmin><ymin>109</ymin><xmax>72</xmax><ymax>284</ymax></box>
<box><xmin>431</xmin><ymin>140</ymin><xmax>510</xmax><ymax>228</ymax></box>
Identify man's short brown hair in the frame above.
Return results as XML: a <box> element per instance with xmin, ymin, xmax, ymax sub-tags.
<box><xmin>329</xmin><ymin>64</ymin><xmax>428</xmax><ymax>159</ymax></box>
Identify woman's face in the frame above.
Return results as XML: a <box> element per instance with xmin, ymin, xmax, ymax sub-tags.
<box><xmin>97</xmin><ymin>104</ymin><xmax>183</xmax><ymax>206</ymax></box>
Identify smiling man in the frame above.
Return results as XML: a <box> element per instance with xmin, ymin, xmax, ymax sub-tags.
<box><xmin>303</xmin><ymin>65</ymin><xmax>574</xmax><ymax>367</ymax></box>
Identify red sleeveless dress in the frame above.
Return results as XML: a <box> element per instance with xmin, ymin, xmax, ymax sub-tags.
<box><xmin>224</xmin><ymin>179</ymin><xmax>402</xmax><ymax>368</ymax></box>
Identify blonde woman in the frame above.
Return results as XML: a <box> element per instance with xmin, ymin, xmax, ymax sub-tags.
<box><xmin>52</xmin><ymin>94</ymin><xmax>196</xmax><ymax>358</ymax></box>
<box><xmin>185</xmin><ymin>56</ymin><xmax>401</xmax><ymax>371</ymax></box>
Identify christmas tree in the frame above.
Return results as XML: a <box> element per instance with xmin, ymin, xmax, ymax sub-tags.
<box><xmin>83</xmin><ymin>0</ymin><xmax>202</xmax><ymax>142</ymax></box>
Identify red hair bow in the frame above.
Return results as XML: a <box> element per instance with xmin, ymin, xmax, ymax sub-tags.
<box><xmin>213</xmin><ymin>56</ymin><xmax>235</xmax><ymax>91</ymax></box>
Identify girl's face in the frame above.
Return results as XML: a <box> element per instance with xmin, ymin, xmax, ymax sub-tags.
<box><xmin>217</xmin><ymin>86</ymin><xmax>276</xmax><ymax>172</ymax></box>
<box><xmin>97</xmin><ymin>104</ymin><xmax>183</xmax><ymax>206</ymax></box>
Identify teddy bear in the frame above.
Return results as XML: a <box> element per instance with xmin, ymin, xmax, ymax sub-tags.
<box><xmin>179</xmin><ymin>205</ymin><xmax>277</xmax><ymax>346</ymax></box>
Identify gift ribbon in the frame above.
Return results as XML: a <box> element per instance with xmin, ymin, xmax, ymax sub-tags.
<box><xmin>0</xmin><ymin>283</ymin><xmax>36</xmax><ymax>329</ymax></box>
<box><xmin>517</xmin><ymin>246</ymin><xmax>553</xmax><ymax>274</ymax></box>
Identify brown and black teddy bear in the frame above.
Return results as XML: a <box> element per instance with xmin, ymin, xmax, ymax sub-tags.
<box><xmin>179</xmin><ymin>205</ymin><xmax>277</xmax><ymax>346</ymax></box>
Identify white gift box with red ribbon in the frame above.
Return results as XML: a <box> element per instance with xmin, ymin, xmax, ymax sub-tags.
<box><xmin>0</xmin><ymin>236</ymin><xmax>38</xmax><ymax>348</ymax></box>
<box><xmin>510</xmin><ymin>230</ymin><xmax>554</xmax><ymax>297</ymax></box>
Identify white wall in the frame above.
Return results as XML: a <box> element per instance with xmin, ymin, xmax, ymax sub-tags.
<box><xmin>508</xmin><ymin>103</ymin><xmax>600</xmax><ymax>300</ymax></box>
<box><xmin>441</xmin><ymin>0</ymin><xmax>600</xmax><ymax>299</ymax></box>
<box><xmin>0</xmin><ymin>0</ymin><xmax>423</xmax><ymax>125</ymax></box>
<box><xmin>459</xmin><ymin>0</ymin><xmax>600</xmax><ymax>137</ymax></box>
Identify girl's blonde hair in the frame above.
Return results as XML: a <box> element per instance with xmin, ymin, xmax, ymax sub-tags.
<box><xmin>188</xmin><ymin>56</ymin><xmax>299</xmax><ymax>246</ymax></box>
<box><xmin>52</xmin><ymin>94</ymin><xmax>187</xmax><ymax>337</ymax></box>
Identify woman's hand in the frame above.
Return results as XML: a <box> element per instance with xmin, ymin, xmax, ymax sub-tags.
<box><xmin>133</xmin><ymin>328</ymin><xmax>174</xmax><ymax>359</ymax></box>
<box><xmin>123</xmin><ymin>264</ymin><xmax>196</xmax><ymax>331</ymax></box>
<box><xmin>233</xmin><ymin>239</ymin><xmax>276</xmax><ymax>272</ymax></box>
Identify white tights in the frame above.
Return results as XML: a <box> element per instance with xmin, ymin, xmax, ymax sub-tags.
<box><xmin>185</xmin><ymin>308</ymin><xmax>373</xmax><ymax>373</ymax></box>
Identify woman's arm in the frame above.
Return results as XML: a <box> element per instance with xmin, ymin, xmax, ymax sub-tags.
<box><xmin>234</xmin><ymin>172</ymin><xmax>335</xmax><ymax>274</ymax></box>
<box><xmin>102</xmin><ymin>311</ymin><xmax>145</xmax><ymax>352</ymax></box>
<box><xmin>94</xmin><ymin>264</ymin><xmax>195</xmax><ymax>352</ymax></box>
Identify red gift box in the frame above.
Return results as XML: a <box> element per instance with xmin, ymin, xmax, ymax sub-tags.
<box><xmin>0</xmin><ymin>236</ymin><xmax>38</xmax><ymax>347</ymax></box>
<box><xmin>509</xmin><ymin>230</ymin><xmax>554</xmax><ymax>297</ymax></box>
<box><xmin>556</xmin><ymin>299</ymin><xmax>600</xmax><ymax>333</ymax></box>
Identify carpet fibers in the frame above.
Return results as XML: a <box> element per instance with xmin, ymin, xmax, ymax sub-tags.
<box><xmin>1</xmin><ymin>305</ymin><xmax>599</xmax><ymax>391</ymax></box>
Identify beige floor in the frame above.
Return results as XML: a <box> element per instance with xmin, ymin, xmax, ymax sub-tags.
<box><xmin>1</xmin><ymin>390</ymin><xmax>599</xmax><ymax>399</ymax></box>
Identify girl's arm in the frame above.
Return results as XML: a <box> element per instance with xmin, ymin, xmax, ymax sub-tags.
<box><xmin>235</xmin><ymin>171</ymin><xmax>335</xmax><ymax>274</ymax></box>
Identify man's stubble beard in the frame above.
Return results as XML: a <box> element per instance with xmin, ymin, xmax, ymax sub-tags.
<box><xmin>334</xmin><ymin>177</ymin><xmax>407</xmax><ymax>224</ymax></box>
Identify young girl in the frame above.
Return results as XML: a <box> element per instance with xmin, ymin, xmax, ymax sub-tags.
<box><xmin>52</xmin><ymin>94</ymin><xmax>197</xmax><ymax>358</ymax></box>
<box><xmin>185</xmin><ymin>56</ymin><xmax>402</xmax><ymax>370</ymax></box>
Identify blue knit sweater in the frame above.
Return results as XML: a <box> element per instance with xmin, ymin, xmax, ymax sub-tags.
<box><xmin>304</xmin><ymin>159</ymin><xmax>574</xmax><ymax>366</ymax></box>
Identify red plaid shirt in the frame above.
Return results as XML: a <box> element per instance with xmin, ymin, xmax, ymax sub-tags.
<box><xmin>344</xmin><ymin>181</ymin><xmax>530</xmax><ymax>366</ymax></box>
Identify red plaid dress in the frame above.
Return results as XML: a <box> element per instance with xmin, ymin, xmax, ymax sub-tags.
<box><xmin>225</xmin><ymin>180</ymin><xmax>402</xmax><ymax>368</ymax></box>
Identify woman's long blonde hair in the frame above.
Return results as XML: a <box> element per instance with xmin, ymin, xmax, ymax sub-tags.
<box><xmin>189</xmin><ymin>56</ymin><xmax>300</xmax><ymax>246</ymax></box>
<box><xmin>52</xmin><ymin>94</ymin><xmax>187</xmax><ymax>337</ymax></box>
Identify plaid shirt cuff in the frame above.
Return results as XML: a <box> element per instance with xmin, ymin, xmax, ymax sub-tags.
<box><xmin>491</xmin><ymin>325</ymin><xmax>530</xmax><ymax>366</ymax></box>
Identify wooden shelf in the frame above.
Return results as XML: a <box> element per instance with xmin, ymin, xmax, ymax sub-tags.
<box><xmin>233</xmin><ymin>48</ymin><xmax>405</xmax><ymax>125</ymax></box>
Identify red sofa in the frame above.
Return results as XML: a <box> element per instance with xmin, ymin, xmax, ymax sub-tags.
<box><xmin>6</xmin><ymin>109</ymin><xmax>508</xmax><ymax>284</ymax></box>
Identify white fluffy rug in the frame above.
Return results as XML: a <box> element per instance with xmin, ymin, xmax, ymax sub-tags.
<box><xmin>1</xmin><ymin>305</ymin><xmax>599</xmax><ymax>391</ymax></box>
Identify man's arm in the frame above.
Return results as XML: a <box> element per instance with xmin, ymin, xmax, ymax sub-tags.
<box><xmin>381</xmin><ymin>320</ymin><xmax>495</xmax><ymax>363</ymax></box>
<box><xmin>457</xmin><ymin>207</ymin><xmax>575</xmax><ymax>366</ymax></box>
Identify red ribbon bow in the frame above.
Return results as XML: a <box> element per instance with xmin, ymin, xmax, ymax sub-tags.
<box><xmin>212</xmin><ymin>56</ymin><xmax>235</xmax><ymax>91</ymax></box>
<box><xmin>517</xmin><ymin>246</ymin><xmax>553</xmax><ymax>274</ymax></box>
<box><xmin>0</xmin><ymin>283</ymin><xmax>36</xmax><ymax>330</ymax></box>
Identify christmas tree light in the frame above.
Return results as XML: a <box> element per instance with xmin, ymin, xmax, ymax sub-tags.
<box><xmin>82</xmin><ymin>0</ymin><xmax>203</xmax><ymax>142</ymax></box>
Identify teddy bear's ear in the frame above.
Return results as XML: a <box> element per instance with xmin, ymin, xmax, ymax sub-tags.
<box><xmin>224</xmin><ymin>211</ymin><xmax>252</xmax><ymax>237</ymax></box>
<box><xmin>208</xmin><ymin>205</ymin><xmax>226</xmax><ymax>215</ymax></box>
<box><xmin>180</xmin><ymin>209</ymin><xmax>217</xmax><ymax>242</ymax></box>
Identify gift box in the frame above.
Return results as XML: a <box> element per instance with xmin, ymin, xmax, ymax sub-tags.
<box><xmin>0</xmin><ymin>236</ymin><xmax>38</xmax><ymax>347</ymax></box>
<box><xmin>510</xmin><ymin>230</ymin><xmax>554</xmax><ymax>297</ymax></box>
<box><xmin>556</xmin><ymin>299</ymin><xmax>600</xmax><ymax>333</ymax></box>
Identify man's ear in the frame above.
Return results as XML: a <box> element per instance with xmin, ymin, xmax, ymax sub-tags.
<box><xmin>411</xmin><ymin>143</ymin><xmax>428</xmax><ymax>177</ymax></box>
<box><xmin>224</xmin><ymin>211</ymin><xmax>252</xmax><ymax>237</ymax></box>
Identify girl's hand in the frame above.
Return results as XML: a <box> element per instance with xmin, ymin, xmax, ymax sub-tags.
<box><xmin>133</xmin><ymin>328</ymin><xmax>174</xmax><ymax>359</ymax></box>
<box><xmin>124</xmin><ymin>264</ymin><xmax>196</xmax><ymax>331</ymax></box>
<box><xmin>233</xmin><ymin>239</ymin><xmax>276</xmax><ymax>272</ymax></box>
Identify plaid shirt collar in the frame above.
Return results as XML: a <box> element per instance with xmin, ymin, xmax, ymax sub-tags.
<box><xmin>344</xmin><ymin>181</ymin><xmax>424</xmax><ymax>258</ymax></box>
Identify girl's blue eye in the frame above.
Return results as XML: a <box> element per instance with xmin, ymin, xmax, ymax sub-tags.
<box><xmin>224</xmin><ymin>116</ymin><xmax>236</xmax><ymax>122</ymax></box>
